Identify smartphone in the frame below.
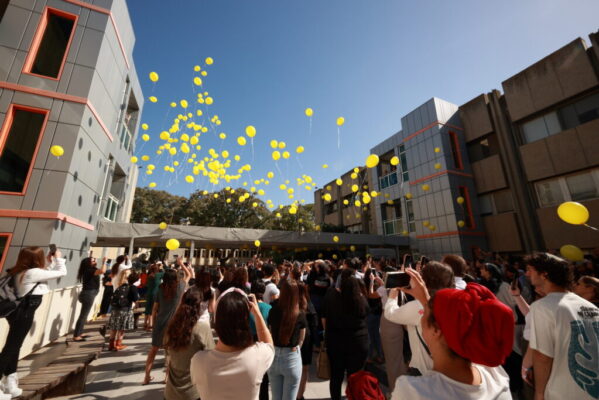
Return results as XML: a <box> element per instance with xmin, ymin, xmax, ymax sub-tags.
<box><xmin>511</xmin><ymin>270</ymin><xmax>521</xmax><ymax>291</ymax></box>
<box><xmin>404</xmin><ymin>254</ymin><xmax>413</xmax><ymax>269</ymax></box>
<box><xmin>385</xmin><ymin>272</ymin><xmax>411</xmax><ymax>288</ymax></box>
<box><xmin>49</xmin><ymin>244</ymin><xmax>57</xmax><ymax>255</ymax></box>
<box><xmin>106</xmin><ymin>259</ymin><xmax>112</xmax><ymax>266</ymax></box>
<box><xmin>420</xmin><ymin>256</ymin><xmax>429</xmax><ymax>266</ymax></box>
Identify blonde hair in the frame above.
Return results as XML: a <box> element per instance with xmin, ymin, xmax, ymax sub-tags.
<box><xmin>116</xmin><ymin>269</ymin><xmax>131</xmax><ymax>287</ymax></box>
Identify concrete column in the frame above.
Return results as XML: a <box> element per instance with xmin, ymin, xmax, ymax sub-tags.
<box><xmin>189</xmin><ymin>241</ymin><xmax>195</xmax><ymax>266</ymax></box>
<box><xmin>128</xmin><ymin>236</ymin><xmax>135</xmax><ymax>256</ymax></box>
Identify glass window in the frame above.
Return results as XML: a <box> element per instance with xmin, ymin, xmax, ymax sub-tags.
<box><xmin>478</xmin><ymin>194</ymin><xmax>493</xmax><ymax>216</ymax></box>
<box><xmin>574</xmin><ymin>93</ymin><xmax>599</xmax><ymax>125</ymax></box>
<box><xmin>449</xmin><ymin>132</ymin><xmax>463</xmax><ymax>169</ymax></box>
<box><xmin>494</xmin><ymin>190</ymin><xmax>514</xmax><ymax>213</ymax></box>
<box><xmin>544</xmin><ymin>112</ymin><xmax>561</xmax><ymax>135</ymax></box>
<box><xmin>468</xmin><ymin>133</ymin><xmax>500</xmax><ymax>163</ymax></box>
<box><xmin>0</xmin><ymin>0</ymin><xmax>8</xmax><ymax>24</ymax></box>
<box><xmin>535</xmin><ymin>179</ymin><xmax>564</xmax><ymax>207</ymax></box>
<box><xmin>566</xmin><ymin>172</ymin><xmax>598</xmax><ymax>202</ymax></box>
<box><xmin>29</xmin><ymin>10</ymin><xmax>76</xmax><ymax>78</ymax></box>
<box><xmin>0</xmin><ymin>108</ymin><xmax>47</xmax><ymax>193</ymax></box>
<box><xmin>522</xmin><ymin>116</ymin><xmax>549</xmax><ymax>143</ymax></box>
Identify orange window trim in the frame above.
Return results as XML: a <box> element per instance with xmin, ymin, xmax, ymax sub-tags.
<box><xmin>449</xmin><ymin>131</ymin><xmax>464</xmax><ymax>170</ymax></box>
<box><xmin>409</xmin><ymin>169</ymin><xmax>474</xmax><ymax>185</ymax></box>
<box><xmin>415</xmin><ymin>230</ymin><xmax>486</xmax><ymax>239</ymax></box>
<box><xmin>0</xmin><ymin>104</ymin><xmax>50</xmax><ymax>196</ymax></box>
<box><xmin>22</xmin><ymin>7</ymin><xmax>79</xmax><ymax>81</ymax></box>
<box><xmin>0</xmin><ymin>233</ymin><xmax>13</xmax><ymax>273</ymax></box>
<box><xmin>459</xmin><ymin>185</ymin><xmax>476</xmax><ymax>230</ymax></box>
<box><xmin>0</xmin><ymin>209</ymin><xmax>94</xmax><ymax>231</ymax></box>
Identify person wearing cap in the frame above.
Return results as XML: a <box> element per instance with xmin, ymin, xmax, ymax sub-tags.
<box><xmin>526</xmin><ymin>253</ymin><xmax>599</xmax><ymax>400</ymax></box>
<box><xmin>391</xmin><ymin>269</ymin><xmax>514</xmax><ymax>400</ymax></box>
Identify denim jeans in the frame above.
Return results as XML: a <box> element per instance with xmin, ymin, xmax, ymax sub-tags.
<box><xmin>268</xmin><ymin>346</ymin><xmax>302</xmax><ymax>400</ymax></box>
<box><xmin>74</xmin><ymin>289</ymin><xmax>99</xmax><ymax>337</ymax></box>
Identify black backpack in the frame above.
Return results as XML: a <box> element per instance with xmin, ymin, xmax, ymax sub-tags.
<box><xmin>110</xmin><ymin>284</ymin><xmax>130</xmax><ymax>309</ymax></box>
<box><xmin>0</xmin><ymin>274</ymin><xmax>39</xmax><ymax>318</ymax></box>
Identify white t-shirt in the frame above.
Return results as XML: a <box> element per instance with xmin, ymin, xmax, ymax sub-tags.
<box><xmin>529</xmin><ymin>292</ymin><xmax>599</xmax><ymax>400</ymax></box>
<box><xmin>262</xmin><ymin>278</ymin><xmax>279</xmax><ymax>304</ymax></box>
<box><xmin>454</xmin><ymin>277</ymin><xmax>467</xmax><ymax>290</ymax></box>
<box><xmin>16</xmin><ymin>257</ymin><xmax>67</xmax><ymax>296</ymax></box>
<box><xmin>384</xmin><ymin>297</ymin><xmax>433</xmax><ymax>374</ymax></box>
<box><xmin>391</xmin><ymin>364</ymin><xmax>512</xmax><ymax>400</ymax></box>
<box><xmin>190</xmin><ymin>342</ymin><xmax>274</xmax><ymax>400</ymax></box>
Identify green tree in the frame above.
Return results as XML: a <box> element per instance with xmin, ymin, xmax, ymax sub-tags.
<box><xmin>265</xmin><ymin>204</ymin><xmax>316</xmax><ymax>231</ymax></box>
<box><xmin>130</xmin><ymin>187</ymin><xmax>187</xmax><ymax>224</ymax></box>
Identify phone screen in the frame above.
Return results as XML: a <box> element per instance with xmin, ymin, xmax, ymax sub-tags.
<box><xmin>49</xmin><ymin>244</ymin><xmax>57</xmax><ymax>255</ymax></box>
<box><xmin>385</xmin><ymin>272</ymin><xmax>411</xmax><ymax>288</ymax></box>
<box><xmin>404</xmin><ymin>255</ymin><xmax>413</xmax><ymax>268</ymax></box>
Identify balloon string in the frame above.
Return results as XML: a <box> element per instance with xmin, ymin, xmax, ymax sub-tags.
<box><xmin>337</xmin><ymin>127</ymin><xmax>341</xmax><ymax>149</ymax></box>
<box><xmin>251</xmin><ymin>138</ymin><xmax>255</xmax><ymax>162</ymax></box>
<box><xmin>309</xmin><ymin>117</ymin><xmax>312</xmax><ymax>137</ymax></box>
<box><xmin>584</xmin><ymin>224</ymin><xmax>599</xmax><ymax>231</ymax></box>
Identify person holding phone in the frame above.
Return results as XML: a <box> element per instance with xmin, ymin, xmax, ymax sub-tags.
<box><xmin>72</xmin><ymin>256</ymin><xmax>108</xmax><ymax>341</ymax></box>
<box><xmin>0</xmin><ymin>246</ymin><xmax>66</xmax><ymax>398</ymax></box>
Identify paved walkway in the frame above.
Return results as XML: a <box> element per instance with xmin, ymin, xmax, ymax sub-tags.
<box><xmin>52</xmin><ymin>328</ymin><xmax>340</xmax><ymax>400</ymax></box>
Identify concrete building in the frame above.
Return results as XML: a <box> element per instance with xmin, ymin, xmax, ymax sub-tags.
<box><xmin>0</xmin><ymin>0</ymin><xmax>142</xmax><ymax>357</ymax></box>
<box><xmin>459</xmin><ymin>32</ymin><xmax>599</xmax><ymax>254</ymax></box>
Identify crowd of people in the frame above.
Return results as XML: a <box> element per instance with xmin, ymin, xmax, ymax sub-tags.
<box><xmin>0</xmin><ymin>245</ymin><xmax>598</xmax><ymax>400</ymax></box>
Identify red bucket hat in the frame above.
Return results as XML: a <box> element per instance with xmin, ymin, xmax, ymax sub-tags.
<box><xmin>432</xmin><ymin>283</ymin><xmax>514</xmax><ymax>367</ymax></box>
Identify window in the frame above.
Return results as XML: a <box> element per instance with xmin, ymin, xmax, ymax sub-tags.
<box><xmin>0</xmin><ymin>106</ymin><xmax>48</xmax><ymax>193</ymax></box>
<box><xmin>467</xmin><ymin>133</ymin><xmax>500</xmax><ymax>163</ymax></box>
<box><xmin>104</xmin><ymin>195</ymin><xmax>119</xmax><ymax>221</ymax></box>
<box><xmin>458</xmin><ymin>186</ymin><xmax>475</xmax><ymax>228</ymax></box>
<box><xmin>478</xmin><ymin>194</ymin><xmax>493</xmax><ymax>216</ymax></box>
<box><xmin>494</xmin><ymin>190</ymin><xmax>514</xmax><ymax>213</ymax></box>
<box><xmin>24</xmin><ymin>8</ymin><xmax>77</xmax><ymax>79</ymax></box>
<box><xmin>522</xmin><ymin>112</ymin><xmax>560</xmax><ymax>143</ymax></box>
<box><xmin>566</xmin><ymin>172</ymin><xmax>598</xmax><ymax>202</ymax></box>
<box><xmin>405</xmin><ymin>199</ymin><xmax>415</xmax><ymax>232</ymax></box>
<box><xmin>448</xmin><ymin>131</ymin><xmax>463</xmax><ymax>170</ymax></box>
<box><xmin>398</xmin><ymin>144</ymin><xmax>409</xmax><ymax>182</ymax></box>
<box><xmin>536</xmin><ymin>179</ymin><xmax>564</xmax><ymax>207</ymax></box>
<box><xmin>0</xmin><ymin>0</ymin><xmax>9</xmax><ymax>24</ymax></box>
<box><xmin>0</xmin><ymin>234</ymin><xmax>10</xmax><ymax>272</ymax></box>
<box><xmin>325</xmin><ymin>201</ymin><xmax>338</xmax><ymax>215</ymax></box>
<box><xmin>342</xmin><ymin>194</ymin><xmax>352</xmax><ymax>208</ymax></box>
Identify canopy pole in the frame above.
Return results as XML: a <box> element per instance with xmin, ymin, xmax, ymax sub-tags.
<box><xmin>189</xmin><ymin>241</ymin><xmax>195</xmax><ymax>266</ymax></box>
<box><xmin>128</xmin><ymin>236</ymin><xmax>135</xmax><ymax>256</ymax></box>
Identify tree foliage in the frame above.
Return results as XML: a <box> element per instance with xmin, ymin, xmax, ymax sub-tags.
<box><xmin>131</xmin><ymin>187</ymin><xmax>187</xmax><ymax>224</ymax></box>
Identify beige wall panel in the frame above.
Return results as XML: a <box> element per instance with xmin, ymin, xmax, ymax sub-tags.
<box><xmin>577</xmin><ymin>119</ymin><xmax>599</xmax><ymax>168</ymax></box>
<box><xmin>459</xmin><ymin>94</ymin><xmax>494</xmax><ymax>142</ymax></box>
<box><xmin>482</xmin><ymin>213</ymin><xmax>523</xmax><ymax>252</ymax></box>
<box><xmin>472</xmin><ymin>155</ymin><xmax>507</xmax><ymax>194</ymax></box>
<box><xmin>519</xmin><ymin>141</ymin><xmax>556</xmax><ymax>181</ymax></box>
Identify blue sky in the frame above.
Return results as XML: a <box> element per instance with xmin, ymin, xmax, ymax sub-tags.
<box><xmin>128</xmin><ymin>0</ymin><xmax>599</xmax><ymax>206</ymax></box>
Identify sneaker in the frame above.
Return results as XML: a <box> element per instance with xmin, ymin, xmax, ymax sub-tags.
<box><xmin>5</xmin><ymin>373</ymin><xmax>22</xmax><ymax>398</ymax></box>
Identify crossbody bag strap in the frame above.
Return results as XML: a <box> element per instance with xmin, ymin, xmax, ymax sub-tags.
<box><xmin>415</xmin><ymin>326</ymin><xmax>431</xmax><ymax>356</ymax></box>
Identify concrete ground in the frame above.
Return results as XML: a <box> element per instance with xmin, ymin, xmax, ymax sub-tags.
<box><xmin>51</xmin><ymin>328</ymin><xmax>344</xmax><ymax>400</ymax></box>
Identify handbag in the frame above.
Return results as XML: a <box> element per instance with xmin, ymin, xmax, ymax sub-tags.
<box><xmin>317</xmin><ymin>345</ymin><xmax>331</xmax><ymax>380</ymax></box>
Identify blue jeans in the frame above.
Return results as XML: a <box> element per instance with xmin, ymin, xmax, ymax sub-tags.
<box><xmin>268</xmin><ymin>346</ymin><xmax>302</xmax><ymax>400</ymax></box>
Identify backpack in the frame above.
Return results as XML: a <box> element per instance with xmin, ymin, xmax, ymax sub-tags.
<box><xmin>110</xmin><ymin>284</ymin><xmax>130</xmax><ymax>309</ymax></box>
<box><xmin>346</xmin><ymin>371</ymin><xmax>386</xmax><ymax>400</ymax></box>
<box><xmin>0</xmin><ymin>274</ymin><xmax>39</xmax><ymax>318</ymax></box>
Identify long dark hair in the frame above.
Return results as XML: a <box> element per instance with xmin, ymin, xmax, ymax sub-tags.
<box><xmin>111</xmin><ymin>255</ymin><xmax>125</xmax><ymax>277</ymax></box>
<box><xmin>215</xmin><ymin>291</ymin><xmax>253</xmax><ymax>348</ymax></box>
<box><xmin>164</xmin><ymin>287</ymin><xmax>204</xmax><ymax>350</ymax></box>
<box><xmin>340</xmin><ymin>269</ymin><xmax>367</xmax><ymax>316</ymax></box>
<box><xmin>278</xmin><ymin>280</ymin><xmax>300</xmax><ymax>346</ymax></box>
<box><xmin>480</xmin><ymin>263</ymin><xmax>503</xmax><ymax>294</ymax></box>
<box><xmin>232</xmin><ymin>267</ymin><xmax>249</xmax><ymax>290</ymax></box>
<box><xmin>160</xmin><ymin>268</ymin><xmax>179</xmax><ymax>300</ymax></box>
<box><xmin>9</xmin><ymin>247</ymin><xmax>46</xmax><ymax>279</ymax></box>
<box><xmin>195</xmin><ymin>270</ymin><xmax>213</xmax><ymax>301</ymax></box>
<box><xmin>77</xmin><ymin>257</ymin><xmax>94</xmax><ymax>283</ymax></box>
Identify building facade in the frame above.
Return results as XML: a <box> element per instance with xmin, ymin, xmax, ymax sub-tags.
<box><xmin>0</xmin><ymin>0</ymin><xmax>142</xmax><ymax>356</ymax></box>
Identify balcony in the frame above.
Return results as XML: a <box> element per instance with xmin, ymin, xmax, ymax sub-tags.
<box><xmin>383</xmin><ymin>218</ymin><xmax>403</xmax><ymax>236</ymax></box>
<box><xmin>379</xmin><ymin>172</ymin><xmax>398</xmax><ymax>190</ymax></box>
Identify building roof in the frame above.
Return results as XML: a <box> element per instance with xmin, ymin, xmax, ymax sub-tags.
<box><xmin>94</xmin><ymin>221</ymin><xmax>409</xmax><ymax>249</ymax></box>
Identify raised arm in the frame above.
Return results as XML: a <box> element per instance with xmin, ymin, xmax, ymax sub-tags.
<box><xmin>249</xmin><ymin>294</ymin><xmax>273</xmax><ymax>346</ymax></box>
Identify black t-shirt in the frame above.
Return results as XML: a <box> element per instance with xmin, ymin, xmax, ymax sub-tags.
<box><xmin>82</xmin><ymin>266</ymin><xmax>100</xmax><ymax>291</ymax></box>
<box><xmin>323</xmin><ymin>287</ymin><xmax>369</xmax><ymax>340</ymax></box>
<box><xmin>308</xmin><ymin>272</ymin><xmax>331</xmax><ymax>297</ymax></box>
<box><xmin>268</xmin><ymin>301</ymin><xmax>307</xmax><ymax>347</ymax></box>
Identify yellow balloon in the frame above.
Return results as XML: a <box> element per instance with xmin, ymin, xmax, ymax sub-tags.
<box><xmin>351</xmin><ymin>184</ymin><xmax>359</xmax><ymax>192</ymax></box>
<box><xmin>160</xmin><ymin>131</ymin><xmax>170</xmax><ymax>140</ymax></box>
<box><xmin>333</xmin><ymin>235</ymin><xmax>339</xmax><ymax>243</ymax></box>
<box><xmin>142</xmin><ymin>134</ymin><xmax>150</xmax><ymax>141</ymax></box>
<box><xmin>166</xmin><ymin>239</ymin><xmax>180</xmax><ymax>251</ymax></box>
<box><xmin>289</xmin><ymin>207</ymin><xmax>297</xmax><ymax>215</ymax></box>
<box><xmin>282</xmin><ymin>151</ymin><xmax>290</xmax><ymax>159</ymax></box>
<box><xmin>185</xmin><ymin>175</ymin><xmax>194</xmax><ymax>183</ymax></box>
<box><xmin>434</xmin><ymin>163</ymin><xmax>442</xmax><ymax>170</ymax></box>
<box><xmin>130</xmin><ymin>156</ymin><xmax>138</xmax><ymax>163</ymax></box>
<box><xmin>422</xmin><ymin>184</ymin><xmax>430</xmax><ymax>191</ymax></box>
<box><xmin>272</xmin><ymin>151</ymin><xmax>281</xmax><ymax>161</ymax></box>
<box><xmin>336</xmin><ymin>178</ymin><xmax>343</xmax><ymax>186</ymax></box>
<box><xmin>457</xmin><ymin>220</ymin><xmax>465</xmax><ymax>228</ymax></box>
<box><xmin>149</xmin><ymin>182</ymin><xmax>156</xmax><ymax>188</ymax></box>
<box><xmin>193</xmin><ymin>77</ymin><xmax>202</xmax><ymax>86</ymax></box>
<box><xmin>456</xmin><ymin>196</ymin><xmax>465</xmax><ymax>205</ymax></box>
<box><xmin>194</xmin><ymin>65</ymin><xmax>201</xmax><ymax>72</ymax></box>
<box><xmin>423</xmin><ymin>221</ymin><xmax>430</xmax><ymax>227</ymax></box>
<box><xmin>205</xmin><ymin>97</ymin><xmax>213</xmax><ymax>105</ymax></box>
<box><xmin>254</xmin><ymin>240</ymin><xmax>261</xmax><ymax>247</ymax></box>
<box><xmin>245</xmin><ymin>126</ymin><xmax>256</xmax><ymax>138</ymax></box>
<box><xmin>149</xmin><ymin>96</ymin><xmax>157</xmax><ymax>103</ymax></box>
<box><xmin>365</xmin><ymin>154</ymin><xmax>379</xmax><ymax>168</ymax></box>
<box><xmin>180</xmin><ymin>100</ymin><xmax>188</xmax><ymax>108</ymax></box>
<box><xmin>343</xmin><ymin>199</ymin><xmax>349</xmax><ymax>205</ymax></box>
<box><xmin>50</xmin><ymin>145</ymin><xmax>64</xmax><ymax>157</ymax></box>
<box><xmin>323</xmin><ymin>193</ymin><xmax>332</xmax><ymax>201</ymax></box>
<box><xmin>219</xmin><ymin>133</ymin><xmax>226</xmax><ymax>139</ymax></box>
<box><xmin>149</xmin><ymin>72</ymin><xmax>159</xmax><ymax>82</ymax></box>
<box><xmin>205</xmin><ymin>57</ymin><xmax>214</xmax><ymax>65</ymax></box>
<box><xmin>322</xmin><ymin>164</ymin><xmax>328</xmax><ymax>169</ymax></box>
<box><xmin>278</xmin><ymin>141</ymin><xmax>286</xmax><ymax>149</ymax></box>
<box><xmin>159</xmin><ymin>222</ymin><xmax>167</xmax><ymax>230</ymax></box>
<box><xmin>405</xmin><ymin>193</ymin><xmax>413</xmax><ymax>199</ymax></box>
<box><xmin>267</xmin><ymin>171</ymin><xmax>274</xmax><ymax>179</ymax></box>
<box><xmin>170</xmin><ymin>102</ymin><xmax>177</xmax><ymax>108</ymax></box>
<box><xmin>237</xmin><ymin>136</ymin><xmax>247</xmax><ymax>146</ymax></box>
<box><xmin>141</xmin><ymin>123</ymin><xmax>149</xmax><ymax>130</ymax></box>
<box><xmin>336</xmin><ymin>117</ymin><xmax>345</xmax><ymax>126</ymax></box>
<box><xmin>305</xmin><ymin>108</ymin><xmax>313</xmax><ymax>117</ymax></box>
<box><xmin>142</xmin><ymin>155</ymin><xmax>150</xmax><ymax>161</ymax></box>
<box><xmin>557</xmin><ymin>202</ymin><xmax>589</xmax><ymax>225</ymax></box>
<box><xmin>296</xmin><ymin>146</ymin><xmax>304</xmax><ymax>154</ymax></box>
<box><xmin>390</xmin><ymin>156</ymin><xmax>399</xmax><ymax>166</ymax></box>
<box><xmin>270</xmin><ymin>140</ymin><xmax>278</xmax><ymax>149</ymax></box>
<box><xmin>560</xmin><ymin>244</ymin><xmax>584</xmax><ymax>261</ymax></box>
<box><xmin>434</xmin><ymin>147</ymin><xmax>441</xmax><ymax>153</ymax></box>
<box><xmin>350</xmin><ymin>172</ymin><xmax>358</xmax><ymax>179</ymax></box>
<box><xmin>201</xmin><ymin>71</ymin><xmax>208</xmax><ymax>77</ymax></box>
<box><xmin>350</xmin><ymin>245</ymin><xmax>355</xmax><ymax>252</ymax></box>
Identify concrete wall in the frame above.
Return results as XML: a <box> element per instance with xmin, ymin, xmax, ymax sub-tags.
<box><xmin>0</xmin><ymin>0</ymin><xmax>141</xmax><ymax>358</ymax></box>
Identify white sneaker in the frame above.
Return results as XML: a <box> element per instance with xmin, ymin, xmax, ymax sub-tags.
<box><xmin>0</xmin><ymin>378</ymin><xmax>11</xmax><ymax>400</ymax></box>
<box><xmin>5</xmin><ymin>373</ymin><xmax>22</xmax><ymax>398</ymax></box>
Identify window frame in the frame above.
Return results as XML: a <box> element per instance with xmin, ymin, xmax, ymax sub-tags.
<box><xmin>0</xmin><ymin>104</ymin><xmax>50</xmax><ymax>196</ymax></box>
<box><xmin>22</xmin><ymin>7</ymin><xmax>78</xmax><ymax>81</ymax></box>
<box><xmin>0</xmin><ymin>233</ymin><xmax>12</xmax><ymax>273</ymax></box>
<box><xmin>448</xmin><ymin>131</ymin><xmax>464</xmax><ymax>170</ymax></box>
<box><xmin>458</xmin><ymin>186</ymin><xmax>476</xmax><ymax>229</ymax></box>
<box><xmin>534</xmin><ymin>169</ymin><xmax>599</xmax><ymax>207</ymax></box>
